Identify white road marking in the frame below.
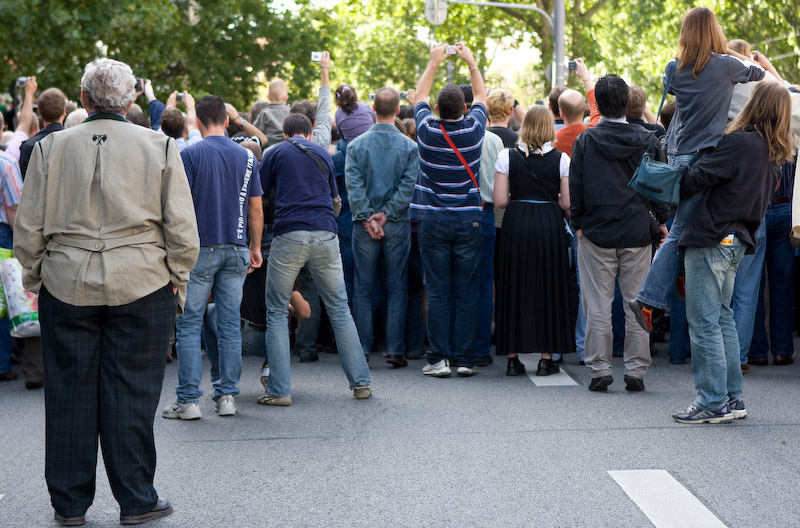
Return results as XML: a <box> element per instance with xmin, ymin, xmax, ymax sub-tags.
<box><xmin>0</xmin><ymin>494</ymin><xmax>4</xmax><ymax>500</ymax></box>
<box><xmin>525</xmin><ymin>353</ymin><xmax>579</xmax><ymax>386</ymax></box>
<box><xmin>609</xmin><ymin>470</ymin><xmax>727</xmax><ymax>528</ymax></box>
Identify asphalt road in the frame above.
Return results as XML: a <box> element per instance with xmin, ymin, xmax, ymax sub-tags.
<box><xmin>2</xmin><ymin>342</ymin><xmax>800</xmax><ymax>527</ymax></box>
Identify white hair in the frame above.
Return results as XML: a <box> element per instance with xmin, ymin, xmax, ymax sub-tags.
<box><xmin>65</xmin><ymin>108</ymin><xmax>89</xmax><ymax>128</ymax></box>
<box><xmin>80</xmin><ymin>58</ymin><xmax>135</xmax><ymax>114</ymax></box>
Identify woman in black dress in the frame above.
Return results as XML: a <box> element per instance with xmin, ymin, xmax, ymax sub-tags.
<box><xmin>493</xmin><ymin>105</ymin><xmax>575</xmax><ymax>376</ymax></box>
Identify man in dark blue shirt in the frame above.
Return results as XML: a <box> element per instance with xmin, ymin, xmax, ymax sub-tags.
<box><xmin>258</xmin><ymin>114</ymin><xmax>371</xmax><ymax>405</ymax></box>
<box><xmin>163</xmin><ymin>95</ymin><xmax>264</xmax><ymax>420</ymax></box>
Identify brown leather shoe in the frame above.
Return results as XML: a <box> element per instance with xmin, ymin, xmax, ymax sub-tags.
<box><xmin>120</xmin><ymin>497</ymin><xmax>172</xmax><ymax>525</ymax></box>
<box><xmin>0</xmin><ymin>370</ymin><xmax>18</xmax><ymax>381</ymax></box>
<box><xmin>747</xmin><ymin>357</ymin><xmax>768</xmax><ymax>366</ymax></box>
<box><xmin>773</xmin><ymin>355</ymin><xmax>794</xmax><ymax>366</ymax></box>
<box><xmin>386</xmin><ymin>355</ymin><xmax>408</xmax><ymax>368</ymax></box>
<box><xmin>54</xmin><ymin>512</ymin><xmax>85</xmax><ymax>526</ymax></box>
<box><xmin>741</xmin><ymin>364</ymin><xmax>749</xmax><ymax>374</ymax></box>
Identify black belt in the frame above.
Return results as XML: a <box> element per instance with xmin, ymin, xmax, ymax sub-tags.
<box><xmin>771</xmin><ymin>196</ymin><xmax>791</xmax><ymax>205</ymax></box>
<box><xmin>241</xmin><ymin>319</ymin><xmax>266</xmax><ymax>332</ymax></box>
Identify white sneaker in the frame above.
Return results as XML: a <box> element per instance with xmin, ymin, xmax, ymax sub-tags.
<box><xmin>457</xmin><ymin>366</ymin><xmax>477</xmax><ymax>377</ymax></box>
<box><xmin>422</xmin><ymin>359</ymin><xmax>451</xmax><ymax>377</ymax></box>
<box><xmin>215</xmin><ymin>395</ymin><xmax>237</xmax><ymax>416</ymax></box>
<box><xmin>162</xmin><ymin>402</ymin><xmax>202</xmax><ymax>420</ymax></box>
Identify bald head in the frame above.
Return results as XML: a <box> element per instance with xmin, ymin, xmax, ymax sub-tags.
<box><xmin>268</xmin><ymin>79</ymin><xmax>288</xmax><ymax>102</ymax></box>
<box><xmin>558</xmin><ymin>89</ymin><xmax>586</xmax><ymax>124</ymax></box>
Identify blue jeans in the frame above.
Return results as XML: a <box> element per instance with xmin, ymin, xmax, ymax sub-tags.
<box><xmin>175</xmin><ymin>245</ymin><xmax>249</xmax><ymax>403</ymax></box>
<box><xmin>266</xmin><ymin>230</ymin><xmax>370</xmax><ymax>397</ymax></box>
<box><xmin>751</xmin><ymin>202</ymin><xmax>794</xmax><ymax>359</ymax></box>
<box><xmin>567</xmin><ymin>233</ymin><xmax>585</xmax><ymax>361</ymax></box>
<box><xmin>294</xmin><ymin>267</ymin><xmax>321</xmax><ymax>361</ymax></box>
<box><xmin>352</xmin><ymin>220</ymin><xmax>410</xmax><ymax>357</ymax></box>
<box><xmin>336</xmin><ymin>210</ymin><xmax>355</xmax><ymax>306</ymax></box>
<box><xmin>731</xmin><ymin>221</ymin><xmax>767</xmax><ymax>363</ymax></box>
<box><xmin>0</xmin><ymin>223</ymin><xmax>12</xmax><ymax>374</ymax></box>
<box><xmin>475</xmin><ymin>206</ymin><xmax>496</xmax><ymax>359</ymax></box>
<box><xmin>203</xmin><ymin>304</ymin><xmax>268</xmax><ymax>381</ymax></box>
<box><xmin>418</xmin><ymin>220</ymin><xmax>483</xmax><ymax>367</ymax></box>
<box><xmin>668</xmin><ymin>293</ymin><xmax>690</xmax><ymax>364</ymax></box>
<box><xmin>685</xmin><ymin>238</ymin><xmax>746</xmax><ymax>411</ymax></box>
<box><xmin>405</xmin><ymin>230</ymin><xmax>426</xmax><ymax>358</ymax></box>
<box><xmin>637</xmin><ymin>154</ymin><xmax>701</xmax><ymax>310</ymax></box>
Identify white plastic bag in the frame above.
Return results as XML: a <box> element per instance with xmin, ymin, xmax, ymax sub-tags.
<box><xmin>0</xmin><ymin>258</ymin><xmax>40</xmax><ymax>338</ymax></box>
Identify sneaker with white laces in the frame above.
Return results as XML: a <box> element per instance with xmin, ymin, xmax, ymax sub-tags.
<box><xmin>353</xmin><ymin>384</ymin><xmax>372</xmax><ymax>399</ymax></box>
<box><xmin>215</xmin><ymin>394</ymin><xmax>237</xmax><ymax>416</ymax></box>
<box><xmin>672</xmin><ymin>403</ymin><xmax>733</xmax><ymax>424</ymax></box>
<box><xmin>257</xmin><ymin>394</ymin><xmax>292</xmax><ymax>406</ymax></box>
<box><xmin>456</xmin><ymin>366</ymin><xmax>477</xmax><ymax>377</ymax></box>
<box><xmin>422</xmin><ymin>359</ymin><xmax>451</xmax><ymax>377</ymax></box>
<box><xmin>260</xmin><ymin>361</ymin><xmax>270</xmax><ymax>393</ymax></box>
<box><xmin>729</xmin><ymin>398</ymin><xmax>747</xmax><ymax>419</ymax></box>
<box><xmin>161</xmin><ymin>402</ymin><xmax>202</xmax><ymax>420</ymax></box>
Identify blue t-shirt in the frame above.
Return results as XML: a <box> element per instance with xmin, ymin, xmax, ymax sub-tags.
<box><xmin>409</xmin><ymin>102</ymin><xmax>486</xmax><ymax>222</ymax></box>
<box><xmin>181</xmin><ymin>135</ymin><xmax>263</xmax><ymax>246</ymax></box>
<box><xmin>259</xmin><ymin>137</ymin><xmax>339</xmax><ymax>236</ymax></box>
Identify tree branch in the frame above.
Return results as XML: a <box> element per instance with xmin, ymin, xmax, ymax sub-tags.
<box><xmin>579</xmin><ymin>0</ymin><xmax>610</xmax><ymax>21</ymax></box>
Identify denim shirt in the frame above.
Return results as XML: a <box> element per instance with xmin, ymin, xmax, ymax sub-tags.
<box><xmin>344</xmin><ymin>123</ymin><xmax>419</xmax><ymax>222</ymax></box>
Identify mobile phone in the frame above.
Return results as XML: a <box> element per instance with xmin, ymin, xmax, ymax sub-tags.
<box><xmin>311</xmin><ymin>51</ymin><xmax>323</xmax><ymax>62</ymax></box>
<box><xmin>568</xmin><ymin>60</ymin><xmax>577</xmax><ymax>71</ymax></box>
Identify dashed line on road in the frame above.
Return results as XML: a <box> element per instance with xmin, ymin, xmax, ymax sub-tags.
<box><xmin>525</xmin><ymin>354</ymin><xmax>579</xmax><ymax>386</ymax></box>
<box><xmin>609</xmin><ymin>469</ymin><xmax>727</xmax><ymax>528</ymax></box>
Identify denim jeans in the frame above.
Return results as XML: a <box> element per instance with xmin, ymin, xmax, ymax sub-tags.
<box><xmin>668</xmin><ymin>293</ymin><xmax>691</xmax><ymax>364</ymax></box>
<box><xmin>636</xmin><ymin>154</ymin><xmax>701</xmax><ymax>310</ymax></box>
<box><xmin>175</xmin><ymin>244</ymin><xmax>249</xmax><ymax>403</ymax></box>
<box><xmin>418</xmin><ymin>220</ymin><xmax>482</xmax><ymax>368</ymax></box>
<box><xmin>474</xmin><ymin>206</ymin><xmax>496</xmax><ymax>359</ymax></box>
<box><xmin>685</xmin><ymin>237</ymin><xmax>746</xmax><ymax>411</ymax></box>
<box><xmin>0</xmin><ymin>223</ymin><xmax>13</xmax><ymax>374</ymax></box>
<box><xmin>352</xmin><ymin>220</ymin><xmax>410</xmax><ymax>357</ymax></box>
<box><xmin>405</xmin><ymin>230</ymin><xmax>426</xmax><ymax>358</ymax></box>
<box><xmin>751</xmin><ymin>202</ymin><xmax>794</xmax><ymax>359</ymax></box>
<box><xmin>336</xmin><ymin>210</ymin><xmax>355</xmax><ymax>306</ymax></box>
<box><xmin>294</xmin><ymin>266</ymin><xmax>321</xmax><ymax>360</ymax></box>
<box><xmin>567</xmin><ymin>233</ymin><xmax>585</xmax><ymax>361</ymax></box>
<box><xmin>266</xmin><ymin>230</ymin><xmax>370</xmax><ymax>397</ymax></box>
<box><xmin>203</xmin><ymin>304</ymin><xmax>267</xmax><ymax>381</ymax></box>
<box><xmin>731</xmin><ymin>221</ymin><xmax>767</xmax><ymax>363</ymax></box>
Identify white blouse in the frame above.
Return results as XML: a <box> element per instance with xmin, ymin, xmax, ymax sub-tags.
<box><xmin>494</xmin><ymin>142</ymin><xmax>571</xmax><ymax>180</ymax></box>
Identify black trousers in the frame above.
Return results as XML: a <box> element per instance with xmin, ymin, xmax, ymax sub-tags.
<box><xmin>40</xmin><ymin>285</ymin><xmax>176</xmax><ymax>517</ymax></box>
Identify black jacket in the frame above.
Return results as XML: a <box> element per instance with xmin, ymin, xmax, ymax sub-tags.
<box><xmin>569</xmin><ymin>120</ymin><xmax>668</xmax><ymax>248</ymax></box>
<box><xmin>679</xmin><ymin>127</ymin><xmax>779</xmax><ymax>252</ymax></box>
<box><xmin>19</xmin><ymin>123</ymin><xmax>64</xmax><ymax>178</ymax></box>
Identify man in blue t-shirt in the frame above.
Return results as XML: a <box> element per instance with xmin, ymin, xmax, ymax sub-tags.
<box><xmin>163</xmin><ymin>95</ymin><xmax>264</xmax><ymax>420</ymax></box>
<box><xmin>258</xmin><ymin>114</ymin><xmax>371</xmax><ymax>405</ymax></box>
<box><xmin>409</xmin><ymin>42</ymin><xmax>487</xmax><ymax>377</ymax></box>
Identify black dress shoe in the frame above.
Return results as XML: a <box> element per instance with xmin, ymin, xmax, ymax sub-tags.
<box><xmin>386</xmin><ymin>355</ymin><xmax>408</xmax><ymax>368</ymax></box>
<box><xmin>54</xmin><ymin>512</ymin><xmax>85</xmax><ymax>526</ymax></box>
<box><xmin>476</xmin><ymin>355</ymin><xmax>494</xmax><ymax>367</ymax></box>
<box><xmin>748</xmin><ymin>357</ymin><xmax>768</xmax><ymax>366</ymax></box>
<box><xmin>506</xmin><ymin>357</ymin><xmax>526</xmax><ymax>376</ymax></box>
<box><xmin>0</xmin><ymin>370</ymin><xmax>17</xmax><ymax>381</ymax></box>
<box><xmin>120</xmin><ymin>497</ymin><xmax>173</xmax><ymax>525</ymax></box>
<box><xmin>588</xmin><ymin>375</ymin><xmax>613</xmax><ymax>391</ymax></box>
<box><xmin>25</xmin><ymin>380</ymin><xmax>44</xmax><ymax>390</ymax></box>
<box><xmin>535</xmin><ymin>358</ymin><xmax>560</xmax><ymax>376</ymax></box>
<box><xmin>624</xmin><ymin>375</ymin><xmax>645</xmax><ymax>392</ymax></box>
<box><xmin>773</xmin><ymin>355</ymin><xmax>794</xmax><ymax>366</ymax></box>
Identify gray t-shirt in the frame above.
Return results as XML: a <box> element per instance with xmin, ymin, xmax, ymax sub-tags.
<box><xmin>664</xmin><ymin>54</ymin><xmax>764</xmax><ymax>156</ymax></box>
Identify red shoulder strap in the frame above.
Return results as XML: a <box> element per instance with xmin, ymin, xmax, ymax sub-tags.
<box><xmin>439</xmin><ymin>123</ymin><xmax>483</xmax><ymax>206</ymax></box>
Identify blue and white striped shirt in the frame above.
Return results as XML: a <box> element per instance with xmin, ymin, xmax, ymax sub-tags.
<box><xmin>409</xmin><ymin>102</ymin><xmax>487</xmax><ymax>222</ymax></box>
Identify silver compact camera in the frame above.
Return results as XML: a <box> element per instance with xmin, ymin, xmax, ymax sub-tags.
<box><xmin>16</xmin><ymin>77</ymin><xmax>28</xmax><ymax>87</ymax></box>
<box><xmin>445</xmin><ymin>45</ymin><xmax>458</xmax><ymax>55</ymax></box>
<box><xmin>176</xmin><ymin>93</ymin><xmax>185</xmax><ymax>103</ymax></box>
<box><xmin>311</xmin><ymin>51</ymin><xmax>323</xmax><ymax>62</ymax></box>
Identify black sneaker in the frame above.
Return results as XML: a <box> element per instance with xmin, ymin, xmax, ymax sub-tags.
<box><xmin>588</xmin><ymin>375</ymin><xmax>613</xmax><ymax>391</ymax></box>
<box><xmin>672</xmin><ymin>403</ymin><xmax>733</xmax><ymax>424</ymax></box>
<box><xmin>506</xmin><ymin>357</ymin><xmax>526</xmax><ymax>376</ymax></box>
<box><xmin>624</xmin><ymin>375</ymin><xmax>645</xmax><ymax>392</ymax></box>
<box><xmin>476</xmin><ymin>355</ymin><xmax>494</xmax><ymax>367</ymax></box>
<box><xmin>629</xmin><ymin>299</ymin><xmax>659</xmax><ymax>333</ymax></box>
<box><xmin>535</xmin><ymin>358</ymin><xmax>560</xmax><ymax>376</ymax></box>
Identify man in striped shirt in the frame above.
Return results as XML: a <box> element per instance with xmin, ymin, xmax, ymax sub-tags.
<box><xmin>410</xmin><ymin>42</ymin><xmax>487</xmax><ymax>378</ymax></box>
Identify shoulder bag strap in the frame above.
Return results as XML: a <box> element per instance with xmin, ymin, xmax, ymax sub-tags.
<box><xmin>657</xmin><ymin>62</ymin><xmax>676</xmax><ymax>117</ymax></box>
<box><xmin>287</xmin><ymin>139</ymin><xmax>328</xmax><ymax>180</ymax></box>
<box><xmin>511</xmin><ymin>147</ymin><xmax>559</xmax><ymax>203</ymax></box>
<box><xmin>439</xmin><ymin>123</ymin><xmax>483</xmax><ymax>206</ymax></box>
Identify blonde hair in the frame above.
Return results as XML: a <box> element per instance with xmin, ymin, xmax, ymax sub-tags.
<box><xmin>726</xmin><ymin>82</ymin><xmax>794</xmax><ymax>164</ymax></box>
<box><xmin>268</xmin><ymin>79</ymin><xmax>288</xmax><ymax>102</ymax></box>
<box><xmin>518</xmin><ymin>106</ymin><xmax>554</xmax><ymax>154</ymax></box>
<box><xmin>676</xmin><ymin>7</ymin><xmax>727</xmax><ymax>78</ymax></box>
<box><xmin>727</xmin><ymin>39</ymin><xmax>751</xmax><ymax>57</ymax></box>
<box><xmin>487</xmin><ymin>89</ymin><xmax>514</xmax><ymax>123</ymax></box>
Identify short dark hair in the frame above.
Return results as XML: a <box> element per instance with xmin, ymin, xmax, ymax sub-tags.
<box><xmin>373</xmin><ymin>87</ymin><xmax>400</xmax><ymax>119</ymax></box>
<box><xmin>549</xmin><ymin>85</ymin><xmax>566</xmax><ymax>116</ymax></box>
<box><xmin>436</xmin><ymin>84</ymin><xmax>465</xmax><ymax>120</ymax></box>
<box><xmin>659</xmin><ymin>100</ymin><xmax>677</xmax><ymax>131</ymax></box>
<box><xmin>335</xmin><ymin>84</ymin><xmax>358</xmax><ymax>114</ymax></box>
<box><xmin>595</xmin><ymin>75</ymin><xmax>629</xmax><ymax>119</ymax></box>
<box><xmin>196</xmin><ymin>95</ymin><xmax>227</xmax><ymax>127</ymax></box>
<box><xmin>283</xmin><ymin>113</ymin><xmax>312</xmax><ymax>138</ymax></box>
<box><xmin>126</xmin><ymin>104</ymin><xmax>150</xmax><ymax>128</ymax></box>
<box><xmin>160</xmin><ymin>107</ymin><xmax>185</xmax><ymax>139</ymax></box>
<box><xmin>36</xmin><ymin>88</ymin><xmax>66</xmax><ymax>123</ymax></box>
<box><xmin>290</xmin><ymin>100</ymin><xmax>316</xmax><ymax>125</ymax></box>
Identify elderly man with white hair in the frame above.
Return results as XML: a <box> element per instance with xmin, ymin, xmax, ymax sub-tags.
<box><xmin>14</xmin><ymin>58</ymin><xmax>200</xmax><ymax>526</ymax></box>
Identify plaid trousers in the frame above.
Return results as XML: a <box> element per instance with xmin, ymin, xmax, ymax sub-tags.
<box><xmin>39</xmin><ymin>284</ymin><xmax>176</xmax><ymax>517</ymax></box>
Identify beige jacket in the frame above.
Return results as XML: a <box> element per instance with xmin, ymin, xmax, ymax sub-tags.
<box><xmin>14</xmin><ymin>114</ymin><xmax>199</xmax><ymax>312</ymax></box>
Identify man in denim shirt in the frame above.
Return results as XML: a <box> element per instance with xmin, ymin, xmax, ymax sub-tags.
<box><xmin>345</xmin><ymin>87</ymin><xmax>418</xmax><ymax>367</ymax></box>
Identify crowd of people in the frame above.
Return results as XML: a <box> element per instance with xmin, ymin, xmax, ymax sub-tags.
<box><xmin>1</xmin><ymin>5</ymin><xmax>799</xmax><ymax>526</ymax></box>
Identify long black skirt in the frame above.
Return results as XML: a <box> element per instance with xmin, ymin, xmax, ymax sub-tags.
<box><xmin>495</xmin><ymin>201</ymin><xmax>576</xmax><ymax>355</ymax></box>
